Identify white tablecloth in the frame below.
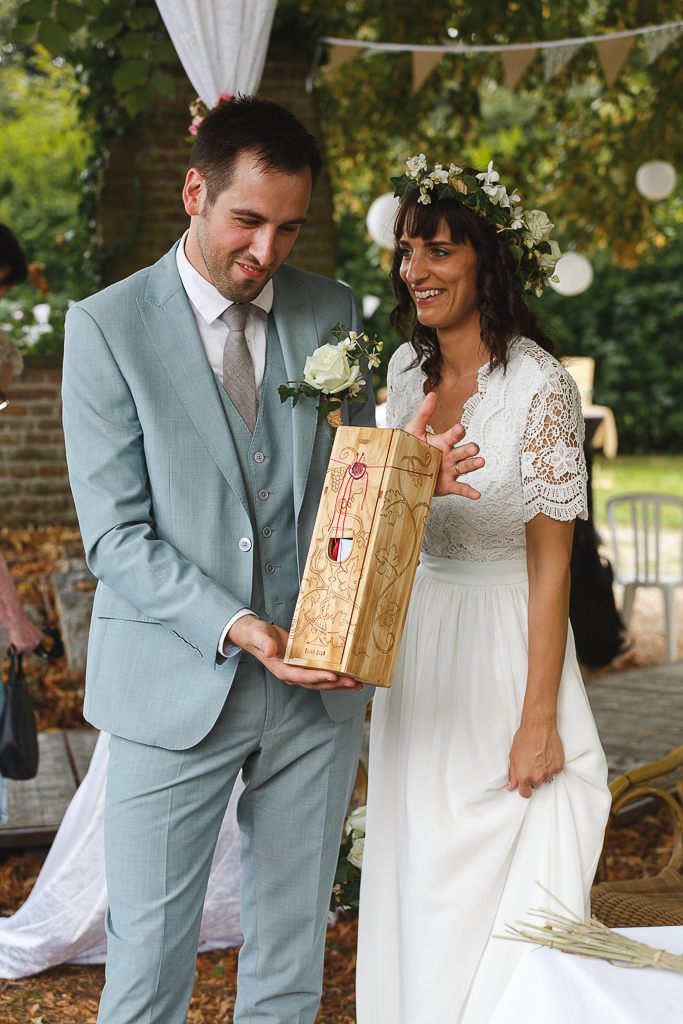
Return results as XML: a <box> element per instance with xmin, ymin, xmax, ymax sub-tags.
<box><xmin>489</xmin><ymin>926</ymin><xmax>683</xmax><ymax>1024</ymax></box>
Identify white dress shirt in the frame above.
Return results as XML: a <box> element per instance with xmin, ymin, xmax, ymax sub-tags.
<box><xmin>176</xmin><ymin>233</ymin><xmax>273</xmax><ymax>655</ymax></box>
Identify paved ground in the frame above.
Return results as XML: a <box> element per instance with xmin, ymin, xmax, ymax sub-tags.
<box><xmin>587</xmin><ymin>662</ymin><xmax>683</xmax><ymax>782</ymax></box>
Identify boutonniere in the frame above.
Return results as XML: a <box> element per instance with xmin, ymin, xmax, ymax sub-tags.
<box><xmin>278</xmin><ymin>323</ymin><xmax>383</xmax><ymax>430</ymax></box>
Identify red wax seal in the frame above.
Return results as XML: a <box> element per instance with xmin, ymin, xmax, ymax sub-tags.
<box><xmin>349</xmin><ymin>462</ymin><xmax>366</xmax><ymax>479</ymax></box>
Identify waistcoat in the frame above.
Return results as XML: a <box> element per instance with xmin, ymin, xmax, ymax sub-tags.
<box><xmin>215</xmin><ymin>315</ymin><xmax>300</xmax><ymax>630</ymax></box>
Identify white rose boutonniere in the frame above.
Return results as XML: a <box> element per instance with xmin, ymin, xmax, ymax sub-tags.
<box><xmin>278</xmin><ymin>323</ymin><xmax>383</xmax><ymax>431</ymax></box>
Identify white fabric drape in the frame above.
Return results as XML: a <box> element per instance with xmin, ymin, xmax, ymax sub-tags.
<box><xmin>0</xmin><ymin>733</ymin><xmax>244</xmax><ymax>978</ymax></box>
<box><xmin>155</xmin><ymin>0</ymin><xmax>278</xmax><ymax>107</ymax></box>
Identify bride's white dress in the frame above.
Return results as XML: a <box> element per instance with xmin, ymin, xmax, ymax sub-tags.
<box><xmin>356</xmin><ymin>338</ymin><xmax>611</xmax><ymax>1024</ymax></box>
<box><xmin>0</xmin><ymin>732</ymin><xmax>243</xmax><ymax>978</ymax></box>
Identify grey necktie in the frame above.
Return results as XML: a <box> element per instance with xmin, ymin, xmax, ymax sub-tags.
<box><xmin>220</xmin><ymin>303</ymin><xmax>257</xmax><ymax>433</ymax></box>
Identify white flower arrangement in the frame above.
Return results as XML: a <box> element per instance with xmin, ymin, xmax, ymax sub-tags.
<box><xmin>392</xmin><ymin>156</ymin><xmax>562</xmax><ymax>296</ymax></box>
<box><xmin>279</xmin><ymin>324</ymin><xmax>382</xmax><ymax>429</ymax></box>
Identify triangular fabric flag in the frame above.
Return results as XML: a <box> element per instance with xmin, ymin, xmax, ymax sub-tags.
<box><xmin>595</xmin><ymin>35</ymin><xmax>634</xmax><ymax>87</ymax></box>
<box><xmin>643</xmin><ymin>25</ymin><xmax>683</xmax><ymax>64</ymax></box>
<box><xmin>500</xmin><ymin>48</ymin><xmax>537</xmax><ymax>90</ymax></box>
<box><xmin>412</xmin><ymin>50</ymin><xmax>444</xmax><ymax>94</ymax></box>
<box><xmin>327</xmin><ymin>43</ymin><xmax>360</xmax><ymax>74</ymax></box>
<box><xmin>543</xmin><ymin>42</ymin><xmax>583</xmax><ymax>82</ymax></box>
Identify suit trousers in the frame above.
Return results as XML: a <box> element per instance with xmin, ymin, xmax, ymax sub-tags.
<box><xmin>97</xmin><ymin>661</ymin><xmax>366</xmax><ymax>1024</ymax></box>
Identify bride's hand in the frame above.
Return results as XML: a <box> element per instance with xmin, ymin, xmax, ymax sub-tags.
<box><xmin>404</xmin><ymin>391</ymin><xmax>485</xmax><ymax>499</ymax></box>
<box><xmin>507</xmin><ymin>720</ymin><xmax>565</xmax><ymax>799</ymax></box>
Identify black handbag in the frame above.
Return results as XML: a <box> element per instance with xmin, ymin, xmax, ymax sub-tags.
<box><xmin>0</xmin><ymin>647</ymin><xmax>39</xmax><ymax>780</ymax></box>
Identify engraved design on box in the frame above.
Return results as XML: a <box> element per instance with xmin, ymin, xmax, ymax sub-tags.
<box><xmin>359</xmin><ymin>450</ymin><xmax>434</xmax><ymax>657</ymax></box>
<box><xmin>289</xmin><ymin>439</ymin><xmax>436</xmax><ymax>666</ymax></box>
<box><xmin>289</xmin><ymin>442</ymin><xmax>372</xmax><ymax>657</ymax></box>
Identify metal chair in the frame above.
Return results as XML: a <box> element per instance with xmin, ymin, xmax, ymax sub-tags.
<box><xmin>607</xmin><ymin>494</ymin><xmax>683</xmax><ymax>663</ymax></box>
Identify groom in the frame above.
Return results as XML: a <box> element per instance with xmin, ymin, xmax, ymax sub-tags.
<box><xmin>62</xmin><ymin>96</ymin><xmax>482</xmax><ymax>1024</ymax></box>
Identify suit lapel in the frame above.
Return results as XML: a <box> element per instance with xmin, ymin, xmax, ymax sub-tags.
<box><xmin>137</xmin><ymin>247</ymin><xmax>250</xmax><ymax>516</ymax></box>
<box><xmin>272</xmin><ymin>268</ymin><xmax>321</xmax><ymax>520</ymax></box>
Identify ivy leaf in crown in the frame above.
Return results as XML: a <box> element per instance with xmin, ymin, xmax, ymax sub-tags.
<box><xmin>391</xmin><ymin>154</ymin><xmax>562</xmax><ymax>297</ymax></box>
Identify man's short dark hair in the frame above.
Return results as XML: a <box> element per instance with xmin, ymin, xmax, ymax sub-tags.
<box><xmin>189</xmin><ymin>95</ymin><xmax>323</xmax><ymax>206</ymax></box>
<box><xmin>0</xmin><ymin>224</ymin><xmax>28</xmax><ymax>286</ymax></box>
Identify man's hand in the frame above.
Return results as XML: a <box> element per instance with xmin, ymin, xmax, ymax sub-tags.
<box><xmin>404</xmin><ymin>392</ymin><xmax>484</xmax><ymax>498</ymax></box>
<box><xmin>227</xmin><ymin>615</ymin><xmax>363</xmax><ymax>691</ymax></box>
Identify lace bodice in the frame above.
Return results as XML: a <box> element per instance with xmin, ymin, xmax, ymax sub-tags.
<box><xmin>386</xmin><ymin>337</ymin><xmax>588</xmax><ymax>562</ymax></box>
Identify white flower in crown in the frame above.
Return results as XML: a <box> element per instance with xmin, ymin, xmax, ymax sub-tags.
<box><xmin>524</xmin><ymin>209</ymin><xmax>555</xmax><ymax>245</ymax></box>
<box><xmin>429</xmin><ymin>163</ymin><xmax>450</xmax><ymax>184</ymax></box>
<box><xmin>476</xmin><ymin>160</ymin><xmax>500</xmax><ymax>189</ymax></box>
<box><xmin>406</xmin><ymin>153</ymin><xmax>428</xmax><ymax>178</ymax></box>
<box><xmin>510</xmin><ymin>206</ymin><xmax>525</xmax><ymax>230</ymax></box>
<box><xmin>418</xmin><ymin>187</ymin><xmax>432</xmax><ymax>205</ymax></box>
<box><xmin>449</xmin><ymin>162</ymin><xmax>463</xmax><ymax>175</ymax></box>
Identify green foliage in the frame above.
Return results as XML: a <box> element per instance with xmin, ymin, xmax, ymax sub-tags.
<box><xmin>534</xmin><ymin>239</ymin><xmax>683</xmax><ymax>453</ymax></box>
<box><xmin>10</xmin><ymin>0</ymin><xmax>178</xmax><ymax>117</ymax></box>
<box><xmin>0</xmin><ymin>48</ymin><xmax>91</xmax><ymax>303</ymax></box>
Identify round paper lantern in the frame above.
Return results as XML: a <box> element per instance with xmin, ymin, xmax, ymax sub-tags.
<box><xmin>366</xmin><ymin>193</ymin><xmax>401</xmax><ymax>250</ymax></box>
<box><xmin>549</xmin><ymin>253</ymin><xmax>594</xmax><ymax>297</ymax></box>
<box><xmin>635</xmin><ymin>161</ymin><xmax>676</xmax><ymax>201</ymax></box>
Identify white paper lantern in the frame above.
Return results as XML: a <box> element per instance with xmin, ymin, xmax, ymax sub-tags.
<box><xmin>549</xmin><ymin>253</ymin><xmax>594</xmax><ymax>297</ymax></box>
<box><xmin>635</xmin><ymin>161</ymin><xmax>676</xmax><ymax>201</ymax></box>
<box><xmin>366</xmin><ymin>193</ymin><xmax>401</xmax><ymax>250</ymax></box>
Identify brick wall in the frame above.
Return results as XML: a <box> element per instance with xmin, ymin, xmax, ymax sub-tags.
<box><xmin>4</xmin><ymin>55</ymin><xmax>337</xmax><ymax>526</ymax></box>
<box><xmin>0</xmin><ymin>355</ymin><xmax>75</xmax><ymax>526</ymax></box>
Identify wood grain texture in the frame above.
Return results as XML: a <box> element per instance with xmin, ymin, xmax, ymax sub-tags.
<box><xmin>285</xmin><ymin>426</ymin><xmax>440</xmax><ymax>686</ymax></box>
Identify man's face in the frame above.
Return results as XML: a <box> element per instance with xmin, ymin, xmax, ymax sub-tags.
<box><xmin>183</xmin><ymin>150</ymin><xmax>312</xmax><ymax>303</ymax></box>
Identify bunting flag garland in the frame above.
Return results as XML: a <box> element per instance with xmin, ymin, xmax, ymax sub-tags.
<box><xmin>412</xmin><ymin>50</ymin><xmax>444</xmax><ymax>94</ymax></box>
<box><xmin>644</xmin><ymin>24</ymin><xmax>683</xmax><ymax>64</ymax></box>
<box><xmin>327</xmin><ymin>42</ymin><xmax>359</xmax><ymax>74</ymax></box>
<box><xmin>322</xmin><ymin>19</ymin><xmax>683</xmax><ymax>94</ymax></box>
<box><xmin>595</xmin><ymin>35</ymin><xmax>634</xmax><ymax>87</ymax></box>
<box><xmin>543</xmin><ymin>42</ymin><xmax>583</xmax><ymax>82</ymax></box>
<box><xmin>500</xmin><ymin>48</ymin><xmax>536</xmax><ymax>90</ymax></box>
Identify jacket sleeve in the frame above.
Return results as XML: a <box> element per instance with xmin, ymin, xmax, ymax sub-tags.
<box><xmin>62</xmin><ymin>305</ymin><xmax>246</xmax><ymax>664</ymax></box>
<box><xmin>346</xmin><ymin>286</ymin><xmax>377</xmax><ymax>429</ymax></box>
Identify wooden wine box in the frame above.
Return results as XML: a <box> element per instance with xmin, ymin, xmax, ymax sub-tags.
<box><xmin>285</xmin><ymin>425</ymin><xmax>441</xmax><ymax>687</ymax></box>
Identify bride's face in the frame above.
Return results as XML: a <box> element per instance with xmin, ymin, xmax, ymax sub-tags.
<box><xmin>398</xmin><ymin>218</ymin><xmax>480</xmax><ymax>332</ymax></box>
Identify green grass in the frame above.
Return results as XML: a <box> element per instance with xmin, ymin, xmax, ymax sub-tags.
<box><xmin>592</xmin><ymin>456</ymin><xmax>683</xmax><ymax>527</ymax></box>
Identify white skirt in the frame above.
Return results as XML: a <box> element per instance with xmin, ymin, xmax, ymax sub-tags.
<box><xmin>356</xmin><ymin>555</ymin><xmax>611</xmax><ymax>1024</ymax></box>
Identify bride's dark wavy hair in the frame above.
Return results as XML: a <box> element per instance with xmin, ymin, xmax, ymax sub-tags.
<box><xmin>389</xmin><ymin>174</ymin><xmax>554</xmax><ymax>392</ymax></box>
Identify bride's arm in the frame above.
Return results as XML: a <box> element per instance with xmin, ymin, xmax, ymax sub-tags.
<box><xmin>508</xmin><ymin>514</ymin><xmax>572</xmax><ymax>798</ymax></box>
<box><xmin>508</xmin><ymin>359</ymin><xmax>588</xmax><ymax>799</ymax></box>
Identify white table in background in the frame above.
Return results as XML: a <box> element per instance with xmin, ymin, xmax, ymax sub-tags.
<box><xmin>489</xmin><ymin>926</ymin><xmax>683</xmax><ymax>1024</ymax></box>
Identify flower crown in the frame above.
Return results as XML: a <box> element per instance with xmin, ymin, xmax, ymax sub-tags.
<box><xmin>390</xmin><ymin>155</ymin><xmax>561</xmax><ymax>297</ymax></box>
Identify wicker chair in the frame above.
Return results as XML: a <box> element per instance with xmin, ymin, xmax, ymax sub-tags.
<box><xmin>591</xmin><ymin>743</ymin><xmax>683</xmax><ymax>927</ymax></box>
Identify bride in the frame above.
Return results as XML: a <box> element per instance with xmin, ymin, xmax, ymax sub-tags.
<box><xmin>355</xmin><ymin>159</ymin><xmax>611</xmax><ymax>1023</ymax></box>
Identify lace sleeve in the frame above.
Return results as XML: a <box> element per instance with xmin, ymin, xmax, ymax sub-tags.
<box><xmin>385</xmin><ymin>344</ymin><xmax>422</xmax><ymax>429</ymax></box>
<box><xmin>521</xmin><ymin>363</ymin><xmax>588</xmax><ymax>523</ymax></box>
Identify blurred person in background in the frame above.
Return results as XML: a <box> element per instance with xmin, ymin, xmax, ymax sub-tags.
<box><xmin>0</xmin><ymin>330</ymin><xmax>44</xmax><ymax>655</ymax></box>
<box><xmin>0</xmin><ymin>223</ymin><xmax>29</xmax><ymax>299</ymax></box>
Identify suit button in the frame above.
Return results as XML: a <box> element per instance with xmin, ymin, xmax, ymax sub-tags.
<box><xmin>262</xmin><ymin>527</ymin><xmax>272</xmax><ymax>538</ymax></box>
<box><xmin>254</xmin><ymin>452</ymin><xmax>265</xmax><ymax>463</ymax></box>
<box><xmin>239</xmin><ymin>538</ymin><xmax>252</xmax><ymax>552</ymax></box>
<box><xmin>265</xmin><ymin>563</ymin><xmax>275</xmax><ymax>574</ymax></box>
<box><xmin>258</xmin><ymin>489</ymin><xmax>269</xmax><ymax>500</ymax></box>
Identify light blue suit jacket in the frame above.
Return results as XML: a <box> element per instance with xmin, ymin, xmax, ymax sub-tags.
<box><xmin>62</xmin><ymin>245</ymin><xmax>375</xmax><ymax>749</ymax></box>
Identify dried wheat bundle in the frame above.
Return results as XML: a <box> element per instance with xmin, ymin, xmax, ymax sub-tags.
<box><xmin>497</xmin><ymin>883</ymin><xmax>683</xmax><ymax>975</ymax></box>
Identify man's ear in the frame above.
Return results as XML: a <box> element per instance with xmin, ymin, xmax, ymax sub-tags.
<box><xmin>183</xmin><ymin>167</ymin><xmax>206</xmax><ymax>217</ymax></box>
